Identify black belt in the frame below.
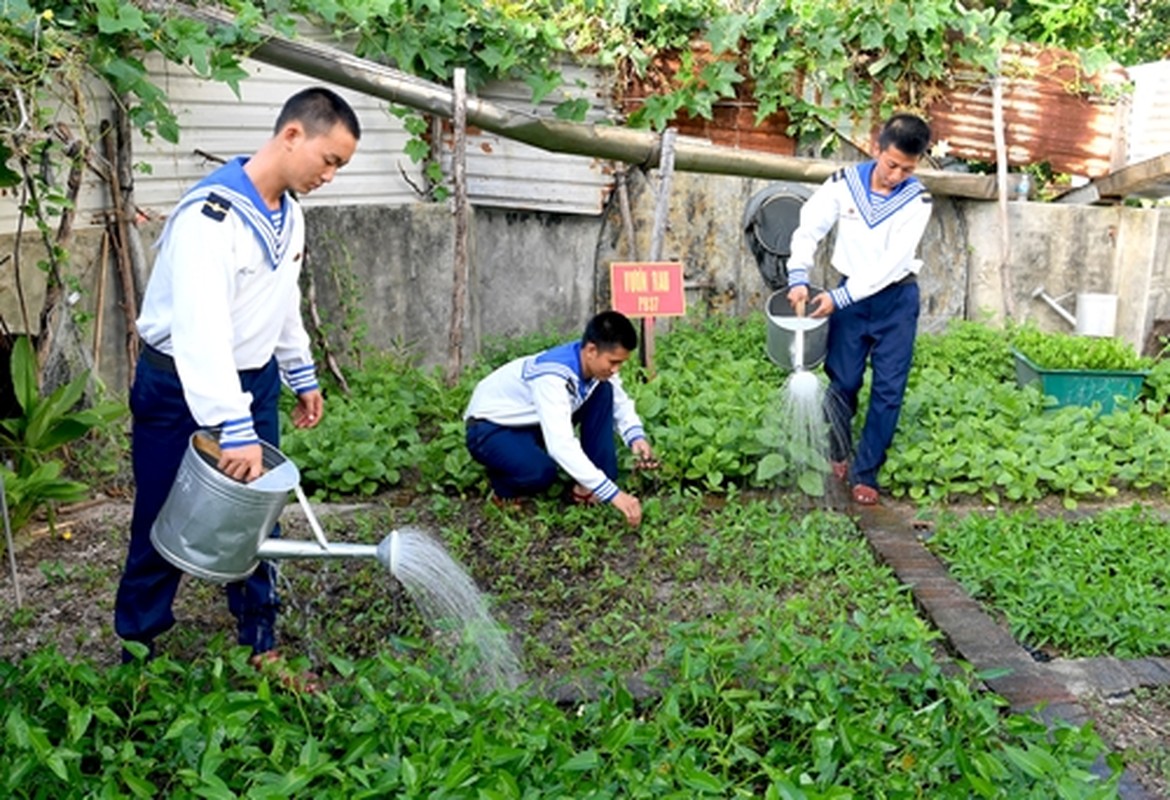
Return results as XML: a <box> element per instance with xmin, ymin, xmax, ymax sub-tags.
<box><xmin>465</xmin><ymin>417</ymin><xmax>489</xmax><ymax>430</ymax></box>
<box><xmin>894</xmin><ymin>273</ymin><xmax>918</xmax><ymax>286</ymax></box>
<box><xmin>141</xmin><ymin>344</ymin><xmax>176</xmax><ymax>373</ymax></box>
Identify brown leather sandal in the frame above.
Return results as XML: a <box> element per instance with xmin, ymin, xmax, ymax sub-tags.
<box><xmin>489</xmin><ymin>494</ymin><xmax>522</xmax><ymax>511</ymax></box>
<box><xmin>851</xmin><ymin>484</ymin><xmax>879</xmax><ymax>505</ymax></box>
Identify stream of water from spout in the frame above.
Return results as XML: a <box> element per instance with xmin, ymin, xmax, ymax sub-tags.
<box><xmin>780</xmin><ymin>326</ymin><xmax>829</xmax><ymax>492</ymax></box>
<box><xmin>388</xmin><ymin>527</ymin><xmax>525</xmax><ymax>693</ymax></box>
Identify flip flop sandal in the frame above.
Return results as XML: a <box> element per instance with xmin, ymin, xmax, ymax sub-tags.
<box><xmin>490</xmin><ymin>494</ymin><xmax>522</xmax><ymax>511</ymax></box>
<box><xmin>251</xmin><ymin>651</ymin><xmax>321</xmax><ymax>694</ymax></box>
<box><xmin>851</xmin><ymin>484</ymin><xmax>879</xmax><ymax>505</ymax></box>
<box><xmin>571</xmin><ymin>487</ymin><xmax>598</xmax><ymax>505</ymax></box>
<box><xmin>831</xmin><ymin>461</ymin><xmax>849</xmax><ymax>481</ymax></box>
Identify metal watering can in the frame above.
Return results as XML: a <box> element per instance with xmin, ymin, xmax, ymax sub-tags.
<box><xmin>764</xmin><ymin>287</ymin><xmax>829</xmax><ymax>371</ymax></box>
<box><xmin>151</xmin><ymin>431</ymin><xmax>396</xmax><ymax>583</ymax></box>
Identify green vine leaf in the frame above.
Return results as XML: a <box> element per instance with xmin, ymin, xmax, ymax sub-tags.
<box><xmin>0</xmin><ymin>141</ymin><xmax>19</xmax><ymax>188</ymax></box>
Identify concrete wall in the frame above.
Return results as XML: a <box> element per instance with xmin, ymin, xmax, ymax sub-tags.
<box><xmin>3</xmin><ymin>184</ymin><xmax>1170</xmax><ymax>399</ymax></box>
<box><xmin>966</xmin><ymin>202</ymin><xmax>1170</xmax><ymax>352</ymax></box>
<box><xmin>595</xmin><ymin>171</ymin><xmax>970</xmax><ymax>334</ymax></box>
<box><xmin>304</xmin><ymin>205</ymin><xmax>602</xmax><ymax>362</ymax></box>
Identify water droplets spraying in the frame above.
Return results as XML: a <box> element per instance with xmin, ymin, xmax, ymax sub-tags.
<box><xmin>387</xmin><ymin>527</ymin><xmax>525</xmax><ymax>693</ymax></box>
<box><xmin>777</xmin><ymin>369</ymin><xmax>831</xmax><ymax>495</ymax></box>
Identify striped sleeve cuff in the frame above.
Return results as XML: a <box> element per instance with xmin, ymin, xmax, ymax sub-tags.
<box><xmin>622</xmin><ymin>426</ymin><xmax>646</xmax><ymax>446</ymax></box>
<box><xmin>219</xmin><ymin>417</ymin><xmax>259</xmax><ymax>448</ymax></box>
<box><xmin>787</xmin><ymin>268</ymin><xmax>810</xmax><ymax>288</ymax></box>
<box><xmin>830</xmin><ymin>285</ymin><xmax>854</xmax><ymax>309</ymax></box>
<box><xmin>591</xmin><ymin>478</ymin><xmax>620</xmax><ymax>503</ymax></box>
<box><xmin>285</xmin><ymin>364</ymin><xmax>319</xmax><ymax>395</ymax></box>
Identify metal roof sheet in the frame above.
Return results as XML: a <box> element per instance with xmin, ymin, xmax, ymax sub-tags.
<box><xmin>925</xmin><ymin>44</ymin><xmax>1128</xmax><ymax>177</ymax></box>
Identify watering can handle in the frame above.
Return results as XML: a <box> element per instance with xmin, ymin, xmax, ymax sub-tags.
<box><xmin>193</xmin><ymin>432</ymin><xmax>271</xmax><ymax>477</ymax></box>
<box><xmin>193</xmin><ymin>432</ymin><xmax>223</xmax><ymax>462</ymax></box>
<box><xmin>193</xmin><ymin>431</ymin><xmax>331</xmax><ymax>551</ymax></box>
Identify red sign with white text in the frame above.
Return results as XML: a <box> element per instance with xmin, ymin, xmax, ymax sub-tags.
<box><xmin>610</xmin><ymin>262</ymin><xmax>686</xmax><ymax>318</ymax></box>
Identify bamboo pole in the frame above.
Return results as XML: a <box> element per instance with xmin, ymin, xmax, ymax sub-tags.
<box><xmin>101</xmin><ymin>120</ymin><xmax>140</xmax><ymax>379</ymax></box>
<box><xmin>92</xmin><ymin>230</ymin><xmax>109</xmax><ymax>374</ymax></box>
<box><xmin>641</xmin><ymin>128</ymin><xmax>678</xmax><ymax>376</ymax></box>
<box><xmin>154</xmin><ymin>2</ymin><xmax>1001</xmax><ymax>201</ymax></box>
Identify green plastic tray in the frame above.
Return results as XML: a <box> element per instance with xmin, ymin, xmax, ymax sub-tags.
<box><xmin>1012</xmin><ymin>350</ymin><xmax>1148</xmax><ymax>413</ymax></box>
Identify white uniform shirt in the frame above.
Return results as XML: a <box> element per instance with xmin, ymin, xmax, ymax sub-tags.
<box><xmin>787</xmin><ymin>162</ymin><xmax>932</xmax><ymax>308</ymax></box>
<box><xmin>464</xmin><ymin>341</ymin><xmax>645</xmax><ymax>502</ymax></box>
<box><xmin>137</xmin><ymin>159</ymin><xmax>317</xmax><ymax>447</ymax></box>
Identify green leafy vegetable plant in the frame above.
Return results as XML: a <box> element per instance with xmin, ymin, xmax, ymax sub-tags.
<box><xmin>1010</xmin><ymin>325</ymin><xmax>1153</xmax><ymax>372</ymax></box>
<box><xmin>0</xmin><ymin>337</ymin><xmax>125</xmax><ymax>534</ymax></box>
<box><xmin>929</xmin><ymin>505</ymin><xmax>1170</xmax><ymax>659</ymax></box>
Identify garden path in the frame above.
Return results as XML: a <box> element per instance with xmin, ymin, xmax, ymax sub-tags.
<box><xmin>857</xmin><ymin>501</ymin><xmax>1167</xmax><ymax>800</ymax></box>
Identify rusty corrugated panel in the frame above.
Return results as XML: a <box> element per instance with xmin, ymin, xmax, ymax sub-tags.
<box><xmin>618</xmin><ymin>43</ymin><xmax>797</xmax><ymax>157</ymax></box>
<box><xmin>925</xmin><ymin>44</ymin><xmax>1128</xmax><ymax>177</ymax></box>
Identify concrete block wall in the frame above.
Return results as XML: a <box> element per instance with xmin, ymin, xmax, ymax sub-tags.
<box><xmin>3</xmin><ymin>186</ymin><xmax>1170</xmax><ymax>397</ymax></box>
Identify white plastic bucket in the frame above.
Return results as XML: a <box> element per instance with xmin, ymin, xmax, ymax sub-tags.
<box><xmin>1074</xmin><ymin>293</ymin><xmax>1118</xmax><ymax>337</ymax></box>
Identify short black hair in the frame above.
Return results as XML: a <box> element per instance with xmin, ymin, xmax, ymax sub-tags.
<box><xmin>877</xmin><ymin>113</ymin><xmax>931</xmax><ymax>157</ymax></box>
<box><xmin>583</xmin><ymin>311</ymin><xmax>638</xmax><ymax>352</ymax></box>
<box><xmin>275</xmin><ymin>87</ymin><xmax>362</xmax><ymax>141</ymax></box>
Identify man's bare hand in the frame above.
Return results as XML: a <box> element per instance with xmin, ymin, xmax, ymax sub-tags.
<box><xmin>218</xmin><ymin>443</ymin><xmax>264</xmax><ymax>482</ymax></box>
<box><xmin>612</xmin><ymin>491</ymin><xmax>643</xmax><ymax>528</ymax></box>
<box><xmin>291</xmin><ymin>390</ymin><xmax>324</xmax><ymax>429</ymax></box>
<box><xmin>808</xmin><ymin>291</ymin><xmax>836</xmax><ymax>318</ymax></box>
<box><xmin>631</xmin><ymin>439</ymin><xmax>659</xmax><ymax>470</ymax></box>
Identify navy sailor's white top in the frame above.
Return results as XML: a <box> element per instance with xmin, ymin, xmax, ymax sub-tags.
<box><xmin>464</xmin><ymin>341</ymin><xmax>646</xmax><ymax>503</ymax></box>
<box><xmin>136</xmin><ymin>157</ymin><xmax>318</xmax><ymax>449</ymax></box>
<box><xmin>786</xmin><ymin>161</ymin><xmax>932</xmax><ymax>308</ymax></box>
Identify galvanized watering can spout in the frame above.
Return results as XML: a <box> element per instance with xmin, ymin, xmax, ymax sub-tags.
<box><xmin>255</xmin><ymin>530</ymin><xmax>398</xmax><ymax>570</ymax></box>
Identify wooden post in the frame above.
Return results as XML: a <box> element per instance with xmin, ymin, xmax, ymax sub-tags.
<box><xmin>446</xmin><ymin>67</ymin><xmax>471</xmax><ymax>385</ymax></box>
<box><xmin>101</xmin><ymin>119</ymin><xmax>140</xmax><ymax>380</ymax></box>
<box><xmin>642</xmin><ymin>128</ymin><xmax>678</xmax><ymax>376</ymax></box>
<box><xmin>992</xmin><ymin>71</ymin><xmax>1016</xmax><ymax>319</ymax></box>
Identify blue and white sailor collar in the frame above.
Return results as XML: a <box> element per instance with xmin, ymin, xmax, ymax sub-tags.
<box><xmin>156</xmin><ymin>157</ymin><xmax>294</xmax><ymax>270</ymax></box>
<box><xmin>844</xmin><ymin>161</ymin><xmax>925</xmax><ymax>229</ymax></box>
<box><xmin>523</xmin><ymin>340</ymin><xmax>594</xmax><ymax>398</ymax></box>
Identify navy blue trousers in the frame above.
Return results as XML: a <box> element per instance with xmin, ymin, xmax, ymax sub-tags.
<box><xmin>114</xmin><ymin>353</ymin><xmax>283</xmax><ymax>657</ymax></box>
<box><xmin>466</xmin><ymin>382</ymin><xmax>618</xmax><ymax>498</ymax></box>
<box><xmin>824</xmin><ymin>280</ymin><xmax>919</xmax><ymax>489</ymax></box>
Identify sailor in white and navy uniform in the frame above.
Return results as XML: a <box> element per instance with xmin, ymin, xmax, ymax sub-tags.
<box><xmin>786</xmin><ymin>114</ymin><xmax>934</xmax><ymax>501</ymax></box>
<box><xmin>114</xmin><ymin>88</ymin><xmax>360</xmax><ymax>660</ymax></box>
<box><xmin>464</xmin><ymin>312</ymin><xmax>654</xmax><ymax>527</ymax></box>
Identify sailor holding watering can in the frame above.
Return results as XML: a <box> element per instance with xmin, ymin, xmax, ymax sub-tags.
<box><xmin>785</xmin><ymin>113</ymin><xmax>933</xmax><ymax>506</ymax></box>
<box><xmin>114</xmin><ymin>88</ymin><xmax>360</xmax><ymax>677</ymax></box>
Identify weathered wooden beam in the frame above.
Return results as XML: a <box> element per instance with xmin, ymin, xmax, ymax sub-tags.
<box><xmin>157</xmin><ymin>2</ymin><xmax>1005</xmax><ymax>201</ymax></box>
<box><xmin>1055</xmin><ymin>153</ymin><xmax>1170</xmax><ymax>204</ymax></box>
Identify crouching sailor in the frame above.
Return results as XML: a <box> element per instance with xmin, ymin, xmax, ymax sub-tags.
<box><xmin>463</xmin><ymin>311</ymin><xmax>657</xmax><ymax>528</ymax></box>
